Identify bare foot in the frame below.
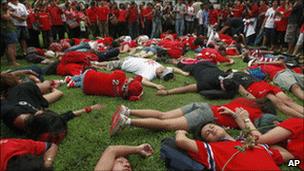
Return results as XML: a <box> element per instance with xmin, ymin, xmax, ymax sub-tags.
<box><xmin>10</xmin><ymin>62</ymin><xmax>20</xmax><ymax>66</ymax></box>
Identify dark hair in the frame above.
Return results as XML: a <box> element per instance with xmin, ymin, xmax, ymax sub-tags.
<box><xmin>193</xmin><ymin>121</ymin><xmax>216</xmax><ymax>141</ymax></box>
<box><xmin>255</xmin><ymin>98</ymin><xmax>277</xmax><ymax>115</ymax></box>
<box><xmin>223</xmin><ymin>79</ymin><xmax>238</xmax><ymax>93</ymax></box>
<box><xmin>26</xmin><ymin>110</ymin><xmax>68</xmax><ymax>143</ymax></box>
<box><xmin>7</xmin><ymin>154</ymin><xmax>53</xmax><ymax>171</ymax></box>
<box><xmin>0</xmin><ymin>73</ymin><xmax>19</xmax><ymax>97</ymax></box>
<box><xmin>193</xmin><ymin>37</ymin><xmax>204</xmax><ymax>46</ymax></box>
<box><xmin>207</xmin><ymin>43</ymin><xmax>215</xmax><ymax>48</ymax></box>
<box><xmin>242</xmin><ymin>55</ymin><xmax>251</xmax><ymax>63</ymax></box>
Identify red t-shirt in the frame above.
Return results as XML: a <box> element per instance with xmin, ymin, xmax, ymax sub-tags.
<box><xmin>111</xmin><ymin>9</ymin><xmax>119</xmax><ymax>18</ymax></box>
<box><xmin>278</xmin><ymin>118</ymin><xmax>304</xmax><ymax>170</ymax></box>
<box><xmin>219</xmin><ymin>34</ymin><xmax>236</xmax><ymax>45</ymax></box>
<box><xmin>0</xmin><ymin>139</ymin><xmax>47</xmax><ymax>171</ymax></box>
<box><xmin>97</xmin><ymin>6</ymin><xmax>110</xmax><ymax>21</ymax></box>
<box><xmin>209</xmin><ymin>9</ymin><xmax>219</xmax><ymax>25</ymax></box>
<box><xmin>118</xmin><ymin>9</ymin><xmax>127</xmax><ymax>22</ymax></box>
<box><xmin>142</xmin><ymin>7</ymin><xmax>153</xmax><ymax>21</ymax></box>
<box><xmin>249</xmin><ymin>3</ymin><xmax>259</xmax><ymax>17</ymax></box>
<box><xmin>83</xmin><ymin>70</ymin><xmax>127</xmax><ymax>97</ymax></box>
<box><xmin>38</xmin><ymin>12</ymin><xmax>52</xmax><ymax>31</ymax></box>
<box><xmin>188</xmin><ymin>140</ymin><xmax>280</xmax><ymax>171</ymax></box>
<box><xmin>27</xmin><ymin>9</ymin><xmax>36</xmax><ymax>29</ymax></box>
<box><xmin>211</xmin><ymin>98</ymin><xmax>263</xmax><ymax>128</ymax></box>
<box><xmin>275</xmin><ymin>6</ymin><xmax>288</xmax><ymax>32</ymax></box>
<box><xmin>158</xmin><ymin>39</ymin><xmax>184</xmax><ymax>59</ymax></box>
<box><xmin>128</xmin><ymin>7</ymin><xmax>138</xmax><ymax>23</ymax></box>
<box><xmin>48</xmin><ymin>6</ymin><xmax>63</xmax><ymax>26</ymax></box>
<box><xmin>86</xmin><ymin>7</ymin><xmax>98</xmax><ymax>23</ymax></box>
<box><xmin>300</xmin><ymin>24</ymin><xmax>304</xmax><ymax>33</ymax></box>
<box><xmin>232</xmin><ymin>4</ymin><xmax>244</xmax><ymax>18</ymax></box>
<box><xmin>257</xmin><ymin>64</ymin><xmax>285</xmax><ymax>80</ymax></box>
<box><xmin>196</xmin><ymin>48</ymin><xmax>230</xmax><ymax>64</ymax></box>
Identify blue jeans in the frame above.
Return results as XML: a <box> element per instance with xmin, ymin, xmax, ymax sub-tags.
<box><xmin>151</xmin><ymin>19</ymin><xmax>162</xmax><ymax>38</ymax></box>
<box><xmin>128</xmin><ymin>22</ymin><xmax>139</xmax><ymax>39</ymax></box>
<box><xmin>71</xmin><ymin>70</ymin><xmax>88</xmax><ymax>88</ymax></box>
<box><xmin>65</xmin><ymin>42</ymin><xmax>91</xmax><ymax>52</ymax></box>
<box><xmin>175</xmin><ymin>18</ymin><xmax>185</xmax><ymax>37</ymax></box>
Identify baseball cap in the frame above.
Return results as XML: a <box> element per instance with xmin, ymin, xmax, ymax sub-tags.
<box><xmin>160</xmin><ymin>67</ymin><xmax>174</xmax><ymax>81</ymax></box>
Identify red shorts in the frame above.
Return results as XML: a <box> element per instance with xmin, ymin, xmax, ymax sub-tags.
<box><xmin>247</xmin><ymin>81</ymin><xmax>282</xmax><ymax>98</ymax></box>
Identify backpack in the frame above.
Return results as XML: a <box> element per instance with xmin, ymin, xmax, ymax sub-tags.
<box><xmin>247</xmin><ymin>67</ymin><xmax>267</xmax><ymax>80</ymax></box>
<box><xmin>160</xmin><ymin>137</ymin><xmax>205</xmax><ymax>171</ymax></box>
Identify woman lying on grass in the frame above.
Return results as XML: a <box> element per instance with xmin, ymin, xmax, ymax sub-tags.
<box><xmin>235</xmin><ymin>109</ymin><xmax>304</xmax><ymax>170</ymax></box>
<box><xmin>1</xmin><ymin>73</ymin><xmax>103</xmax><ymax>143</ymax></box>
<box><xmin>95</xmin><ymin>144</ymin><xmax>153</xmax><ymax>171</ymax></box>
<box><xmin>174</xmin><ymin>119</ymin><xmax>291</xmax><ymax>171</ymax></box>
<box><xmin>109</xmin><ymin>97</ymin><xmax>276</xmax><ymax>136</ymax></box>
<box><xmin>225</xmin><ymin>71</ymin><xmax>304</xmax><ymax>118</ymax></box>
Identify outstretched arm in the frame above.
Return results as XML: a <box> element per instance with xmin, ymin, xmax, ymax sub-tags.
<box><xmin>238</xmin><ymin>85</ymin><xmax>255</xmax><ymax>99</ymax></box>
<box><xmin>234</xmin><ymin>108</ymin><xmax>292</xmax><ymax>144</ymax></box>
<box><xmin>172</xmin><ymin>67</ymin><xmax>190</xmax><ymax>76</ymax></box>
<box><xmin>72</xmin><ymin>104</ymin><xmax>104</xmax><ymax>117</ymax></box>
<box><xmin>44</xmin><ymin>143</ymin><xmax>58</xmax><ymax>168</ymax></box>
<box><xmin>142</xmin><ymin>78</ymin><xmax>165</xmax><ymax>90</ymax></box>
<box><xmin>175</xmin><ymin>130</ymin><xmax>198</xmax><ymax>153</ymax></box>
<box><xmin>157</xmin><ymin>84</ymin><xmax>197</xmax><ymax>96</ymax></box>
<box><xmin>94</xmin><ymin>144</ymin><xmax>153</xmax><ymax>171</ymax></box>
<box><xmin>43</xmin><ymin>88</ymin><xmax>64</xmax><ymax>104</ymax></box>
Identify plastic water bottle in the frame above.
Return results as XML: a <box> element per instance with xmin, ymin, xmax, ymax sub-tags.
<box><xmin>80</xmin><ymin>21</ymin><xmax>86</xmax><ymax>31</ymax></box>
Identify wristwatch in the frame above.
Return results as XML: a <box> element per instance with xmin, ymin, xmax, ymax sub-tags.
<box><xmin>244</xmin><ymin>118</ymin><xmax>250</xmax><ymax>123</ymax></box>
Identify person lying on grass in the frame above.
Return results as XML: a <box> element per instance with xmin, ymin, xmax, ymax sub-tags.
<box><xmin>234</xmin><ymin>109</ymin><xmax>304</xmax><ymax>170</ymax></box>
<box><xmin>94</xmin><ymin>144</ymin><xmax>153</xmax><ymax>171</ymax></box>
<box><xmin>1</xmin><ymin>73</ymin><xmax>103</xmax><ymax>143</ymax></box>
<box><xmin>174</xmin><ymin>120</ymin><xmax>291</xmax><ymax>171</ymax></box>
<box><xmin>0</xmin><ymin>138</ymin><xmax>58</xmax><ymax>171</ymax></box>
<box><xmin>91</xmin><ymin>56</ymin><xmax>189</xmax><ymax>90</ymax></box>
<box><xmin>156</xmin><ymin>61</ymin><xmax>238</xmax><ymax>99</ymax></box>
<box><xmin>224</xmin><ymin>71</ymin><xmax>304</xmax><ymax>118</ymax></box>
<box><xmin>109</xmin><ymin>97</ymin><xmax>277</xmax><ymax>136</ymax></box>
<box><xmin>0</xmin><ymin>68</ymin><xmax>42</xmax><ymax>84</ymax></box>
<box><xmin>248</xmin><ymin>58</ymin><xmax>304</xmax><ymax>100</ymax></box>
<box><xmin>65</xmin><ymin>69</ymin><xmax>144</xmax><ymax>101</ymax></box>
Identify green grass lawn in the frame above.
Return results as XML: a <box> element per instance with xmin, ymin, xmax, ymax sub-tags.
<box><xmin>0</xmin><ymin>51</ymin><xmax>301</xmax><ymax>171</ymax></box>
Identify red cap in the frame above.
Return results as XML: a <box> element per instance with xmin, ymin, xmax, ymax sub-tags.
<box><xmin>127</xmin><ymin>75</ymin><xmax>143</xmax><ymax>101</ymax></box>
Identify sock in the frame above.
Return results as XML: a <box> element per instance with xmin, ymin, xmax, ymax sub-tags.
<box><xmin>126</xmin><ymin>118</ymin><xmax>131</xmax><ymax>126</ymax></box>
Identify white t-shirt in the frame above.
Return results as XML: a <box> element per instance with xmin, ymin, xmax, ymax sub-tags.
<box><xmin>8</xmin><ymin>2</ymin><xmax>28</xmax><ymax>27</ymax></box>
<box><xmin>196</xmin><ymin>9</ymin><xmax>203</xmax><ymax>25</ymax></box>
<box><xmin>185</xmin><ymin>6</ymin><xmax>195</xmax><ymax>22</ymax></box>
<box><xmin>121</xmin><ymin>57</ymin><xmax>162</xmax><ymax>81</ymax></box>
<box><xmin>264</xmin><ymin>7</ymin><xmax>276</xmax><ymax>29</ymax></box>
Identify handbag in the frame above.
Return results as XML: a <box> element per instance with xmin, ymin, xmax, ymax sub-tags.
<box><xmin>110</xmin><ymin>15</ymin><xmax>118</xmax><ymax>25</ymax></box>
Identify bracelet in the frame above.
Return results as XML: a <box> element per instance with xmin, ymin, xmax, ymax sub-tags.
<box><xmin>166</xmin><ymin>90</ymin><xmax>169</xmax><ymax>95</ymax></box>
<box><xmin>50</xmin><ymin>80</ymin><xmax>56</xmax><ymax>87</ymax></box>
<box><xmin>46</xmin><ymin>157</ymin><xmax>53</xmax><ymax>161</ymax></box>
<box><xmin>85</xmin><ymin>106</ymin><xmax>92</xmax><ymax>113</ymax></box>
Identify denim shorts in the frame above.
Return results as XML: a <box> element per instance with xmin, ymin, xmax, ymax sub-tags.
<box><xmin>16</xmin><ymin>26</ymin><xmax>29</xmax><ymax>40</ymax></box>
<box><xmin>2</xmin><ymin>31</ymin><xmax>18</xmax><ymax>44</ymax></box>
<box><xmin>181</xmin><ymin>102</ymin><xmax>215</xmax><ymax>132</ymax></box>
<box><xmin>273</xmin><ymin>69</ymin><xmax>304</xmax><ymax>91</ymax></box>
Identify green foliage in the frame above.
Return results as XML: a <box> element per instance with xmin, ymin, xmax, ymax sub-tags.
<box><xmin>0</xmin><ymin>53</ymin><xmax>301</xmax><ymax>171</ymax></box>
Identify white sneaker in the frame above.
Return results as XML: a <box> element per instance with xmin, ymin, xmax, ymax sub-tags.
<box><xmin>120</xmin><ymin>105</ymin><xmax>130</xmax><ymax>117</ymax></box>
<box><xmin>110</xmin><ymin>106</ymin><xmax>128</xmax><ymax>136</ymax></box>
